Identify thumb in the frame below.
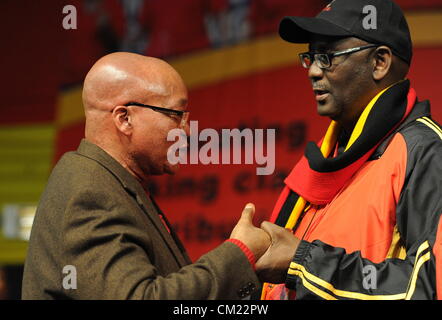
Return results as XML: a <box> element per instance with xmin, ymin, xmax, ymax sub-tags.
<box><xmin>260</xmin><ymin>221</ymin><xmax>285</xmax><ymax>240</ymax></box>
<box><xmin>239</xmin><ymin>203</ymin><xmax>255</xmax><ymax>225</ymax></box>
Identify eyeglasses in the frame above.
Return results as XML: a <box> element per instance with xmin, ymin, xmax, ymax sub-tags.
<box><xmin>299</xmin><ymin>44</ymin><xmax>379</xmax><ymax>69</ymax></box>
<box><xmin>124</xmin><ymin>102</ymin><xmax>189</xmax><ymax>128</ymax></box>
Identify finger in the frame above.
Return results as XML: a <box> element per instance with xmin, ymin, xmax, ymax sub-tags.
<box><xmin>239</xmin><ymin>203</ymin><xmax>255</xmax><ymax>224</ymax></box>
<box><xmin>260</xmin><ymin>221</ymin><xmax>283</xmax><ymax>239</ymax></box>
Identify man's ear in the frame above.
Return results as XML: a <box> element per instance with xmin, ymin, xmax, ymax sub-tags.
<box><xmin>112</xmin><ymin>106</ymin><xmax>132</xmax><ymax>136</ymax></box>
<box><xmin>372</xmin><ymin>46</ymin><xmax>393</xmax><ymax>81</ymax></box>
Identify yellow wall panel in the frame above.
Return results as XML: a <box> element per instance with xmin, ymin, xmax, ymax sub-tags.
<box><xmin>0</xmin><ymin>124</ymin><xmax>55</xmax><ymax>263</ymax></box>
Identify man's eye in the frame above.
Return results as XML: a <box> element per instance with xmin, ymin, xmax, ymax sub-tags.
<box><xmin>317</xmin><ymin>55</ymin><xmax>329</xmax><ymax>64</ymax></box>
<box><xmin>169</xmin><ymin>113</ymin><xmax>181</xmax><ymax>121</ymax></box>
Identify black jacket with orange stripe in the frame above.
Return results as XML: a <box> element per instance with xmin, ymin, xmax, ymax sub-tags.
<box><xmin>285</xmin><ymin>100</ymin><xmax>442</xmax><ymax>300</ymax></box>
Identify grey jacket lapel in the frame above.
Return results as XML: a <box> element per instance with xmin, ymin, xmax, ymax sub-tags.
<box><xmin>135</xmin><ymin>193</ymin><xmax>190</xmax><ymax>266</ymax></box>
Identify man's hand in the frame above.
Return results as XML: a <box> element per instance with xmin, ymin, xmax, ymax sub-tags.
<box><xmin>230</xmin><ymin>203</ymin><xmax>271</xmax><ymax>261</ymax></box>
<box><xmin>255</xmin><ymin>221</ymin><xmax>301</xmax><ymax>284</ymax></box>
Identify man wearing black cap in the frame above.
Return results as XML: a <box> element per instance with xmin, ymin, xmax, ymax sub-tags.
<box><xmin>256</xmin><ymin>0</ymin><xmax>442</xmax><ymax>300</ymax></box>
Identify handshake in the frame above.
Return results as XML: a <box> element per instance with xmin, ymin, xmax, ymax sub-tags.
<box><xmin>229</xmin><ymin>203</ymin><xmax>301</xmax><ymax>284</ymax></box>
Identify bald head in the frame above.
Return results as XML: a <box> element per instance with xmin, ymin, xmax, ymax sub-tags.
<box><xmin>82</xmin><ymin>52</ymin><xmax>186</xmax><ymax>139</ymax></box>
<box><xmin>83</xmin><ymin>52</ymin><xmax>184</xmax><ymax>116</ymax></box>
<box><xmin>81</xmin><ymin>52</ymin><xmax>189</xmax><ymax>182</ymax></box>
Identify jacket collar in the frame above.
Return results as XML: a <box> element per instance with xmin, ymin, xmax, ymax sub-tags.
<box><xmin>76</xmin><ymin>139</ymin><xmax>145</xmax><ymax>198</ymax></box>
<box><xmin>370</xmin><ymin>99</ymin><xmax>431</xmax><ymax>160</ymax></box>
<box><xmin>76</xmin><ymin>139</ymin><xmax>191</xmax><ymax>266</ymax></box>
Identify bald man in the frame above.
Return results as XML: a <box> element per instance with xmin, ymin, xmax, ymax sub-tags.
<box><xmin>21</xmin><ymin>52</ymin><xmax>277</xmax><ymax>300</ymax></box>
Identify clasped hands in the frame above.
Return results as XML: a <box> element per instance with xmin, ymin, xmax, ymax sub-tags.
<box><xmin>229</xmin><ymin>203</ymin><xmax>301</xmax><ymax>284</ymax></box>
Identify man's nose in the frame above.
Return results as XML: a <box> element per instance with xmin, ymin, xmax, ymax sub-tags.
<box><xmin>308</xmin><ymin>61</ymin><xmax>324</xmax><ymax>80</ymax></box>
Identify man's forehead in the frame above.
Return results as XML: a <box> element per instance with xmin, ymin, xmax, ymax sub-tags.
<box><xmin>145</xmin><ymin>88</ymin><xmax>188</xmax><ymax>110</ymax></box>
<box><xmin>143</xmin><ymin>80</ymin><xmax>186</xmax><ymax>97</ymax></box>
<box><xmin>145</xmin><ymin>82</ymin><xmax>168</xmax><ymax>96</ymax></box>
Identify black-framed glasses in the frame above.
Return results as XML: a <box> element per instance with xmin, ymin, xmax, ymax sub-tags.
<box><xmin>124</xmin><ymin>102</ymin><xmax>189</xmax><ymax>128</ymax></box>
<box><xmin>299</xmin><ymin>44</ymin><xmax>379</xmax><ymax>69</ymax></box>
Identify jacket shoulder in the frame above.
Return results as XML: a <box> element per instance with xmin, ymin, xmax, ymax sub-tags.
<box><xmin>400</xmin><ymin>116</ymin><xmax>442</xmax><ymax>147</ymax></box>
<box><xmin>398</xmin><ymin>116</ymin><xmax>442</xmax><ymax>168</ymax></box>
<box><xmin>49</xmin><ymin>151</ymin><xmax>123</xmax><ymax>192</ymax></box>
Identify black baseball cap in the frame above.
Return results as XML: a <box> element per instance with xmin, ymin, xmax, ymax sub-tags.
<box><xmin>279</xmin><ymin>0</ymin><xmax>413</xmax><ymax>64</ymax></box>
